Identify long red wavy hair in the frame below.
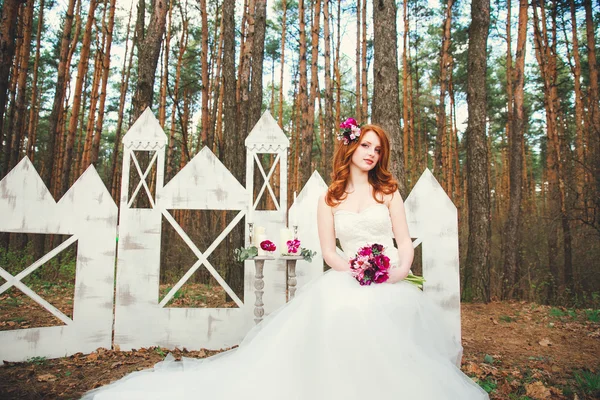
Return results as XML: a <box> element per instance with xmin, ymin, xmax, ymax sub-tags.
<box><xmin>325</xmin><ymin>124</ymin><xmax>398</xmax><ymax>207</ymax></box>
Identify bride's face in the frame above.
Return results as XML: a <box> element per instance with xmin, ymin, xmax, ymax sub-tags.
<box><xmin>351</xmin><ymin>130</ymin><xmax>381</xmax><ymax>172</ymax></box>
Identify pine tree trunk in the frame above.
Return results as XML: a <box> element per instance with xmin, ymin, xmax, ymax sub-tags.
<box><xmin>323</xmin><ymin>0</ymin><xmax>334</xmax><ymax>181</ymax></box>
<box><xmin>533</xmin><ymin>0</ymin><xmax>571</xmax><ymax>297</ymax></box>
<box><xmin>277</xmin><ymin>0</ymin><xmax>287</xmax><ymax>126</ymax></box>
<box><xmin>26</xmin><ymin>0</ymin><xmax>44</xmax><ymax>162</ymax></box>
<box><xmin>236</xmin><ymin>0</ymin><xmax>249</xmax><ymax>103</ymax></box>
<box><xmin>355</xmin><ymin>0</ymin><xmax>361</xmax><ymax>121</ymax></box>
<box><xmin>131</xmin><ymin>0</ymin><xmax>169</xmax><ymax>121</ymax></box>
<box><xmin>502</xmin><ymin>0</ymin><xmax>527</xmax><ymax>300</ymax></box>
<box><xmin>158</xmin><ymin>5</ymin><xmax>172</xmax><ymax>128</ymax></box>
<box><xmin>222</xmin><ymin>0</ymin><xmax>244</xmax><ymax>300</ymax></box>
<box><xmin>402</xmin><ymin>0</ymin><xmax>410</xmax><ymax>172</ymax></box>
<box><xmin>584</xmin><ymin>0</ymin><xmax>600</xmax><ymax>222</ymax></box>
<box><xmin>81</xmin><ymin>47</ymin><xmax>103</xmax><ymax>173</ymax></box>
<box><xmin>307</xmin><ymin>0</ymin><xmax>321</xmax><ymax>165</ymax></box>
<box><xmin>61</xmin><ymin>0</ymin><xmax>98</xmax><ymax>194</ymax></box>
<box><xmin>360</xmin><ymin>0</ymin><xmax>367</xmax><ymax>119</ymax></box>
<box><xmin>372</xmin><ymin>0</ymin><xmax>405</xmax><ymax>195</ymax></box>
<box><xmin>434</xmin><ymin>0</ymin><xmax>453</xmax><ymax>183</ymax></box>
<box><xmin>0</xmin><ymin>0</ymin><xmax>24</xmax><ymax>169</ymax></box>
<box><xmin>448</xmin><ymin>75</ymin><xmax>457</xmax><ymax>198</ymax></box>
<box><xmin>238</xmin><ymin>0</ymin><xmax>255</xmax><ymax>138</ymax></box>
<box><xmin>249</xmin><ymin>0</ymin><xmax>266</xmax><ymax>128</ymax></box>
<box><xmin>297</xmin><ymin>0</ymin><xmax>311</xmax><ymax>186</ymax></box>
<box><xmin>2</xmin><ymin>20</ymin><xmax>21</xmax><ymax>176</ymax></box>
<box><xmin>565</xmin><ymin>0</ymin><xmax>585</xmax><ymax>208</ymax></box>
<box><xmin>199</xmin><ymin>0</ymin><xmax>210</xmax><ymax>146</ymax></box>
<box><xmin>109</xmin><ymin>3</ymin><xmax>134</xmax><ymax>197</ymax></box>
<box><xmin>464</xmin><ymin>0</ymin><xmax>491</xmax><ymax>302</ymax></box>
<box><xmin>90</xmin><ymin>0</ymin><xmax>116</xmax><ymax>166</ymax></box>
<box><xmin>166</xmin><ymin>16</ymin><xmax>188</xmax><ymax>181</ymax></box>
<box><xmin>209</xmin><ymin>12</ymin><xmax>223</xmax><ymax>154</ymax></box>
<box><xmin>8</xmin><ymin>0</ymin><xmax>34</xmax><ymax>171</ymax></box>
<box><xmin>334</xmin><ymin>0</ymin><xmax>341</xmax><ymax>133</ymax></box>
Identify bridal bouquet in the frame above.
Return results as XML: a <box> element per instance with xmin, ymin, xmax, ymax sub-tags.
<box><xmin>349</xmin><ymin>243</ymin><xmax>426</xmax><ymax>288</ymax></box>
<box><xmin>349</xmin><ymin>243</ymin><xmax>391</xmax><ymax>285</ymax></box>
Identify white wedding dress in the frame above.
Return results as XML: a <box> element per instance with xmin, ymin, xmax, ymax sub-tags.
<box><xmin>83</xmin><ymin>203</ymin><xmax>488</xmax><ymax>399</ymax></box>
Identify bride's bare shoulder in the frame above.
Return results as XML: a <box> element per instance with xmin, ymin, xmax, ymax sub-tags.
<box><xmin>318</xmin><ymin>190</ymin><xmax>334</xmax><ymax>215</ymax></box>
<box><xmin>382</xmin><ymin>190</ymin><xmax>403</xmax><ymax>208</ymax></box>
<box><xmin>318</xmin><ymin>190</ymin><xmax>337</xmax><ymax>215</ymax></box>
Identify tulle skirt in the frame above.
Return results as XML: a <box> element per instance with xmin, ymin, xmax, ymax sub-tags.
<box><xmin>83</xmin><ymin>270</ymin><xmax>489</xmax><ymax>399</ymax></box>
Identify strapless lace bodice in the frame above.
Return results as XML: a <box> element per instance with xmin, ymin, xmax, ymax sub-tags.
<box><xmin>334</xmin><ymin>203</ymin><xmax>398</xmax><ymax>266</ymax></box>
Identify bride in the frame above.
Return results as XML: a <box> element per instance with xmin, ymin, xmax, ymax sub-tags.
<box><xmin>83</xmin><ymin>122</ymin><xmax>489</xmax><ymax>399</ymax></box>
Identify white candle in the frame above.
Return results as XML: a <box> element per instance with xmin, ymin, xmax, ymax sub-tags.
<box><xmin>254</xmin><ymin>226</ymin><xmax>266</xmax><ymax>246</ymax></box>
<box><xmin>280</xmin><ymin>228</ymin><xmax>293</xmax><ymax>254</ymax></box>
<box><xmin>247</xmin><ymin>202</ymin><xmax>253</xmax><ymax>225</ymax></box>
<box><xmin>292</xmin><ymin>191</ymin><xmax>298</xmax><ymax>227</ymax></box>
<box><xmin>256</xmin><ymin>230</ymin><xmax>270</xmax><ymax>256</ymax></box>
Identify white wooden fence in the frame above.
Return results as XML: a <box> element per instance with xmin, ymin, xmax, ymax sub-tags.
<box><xmin>0</xmin><ymin>109</ymin><xmax>460</xmax><ymax>363</ymax></box>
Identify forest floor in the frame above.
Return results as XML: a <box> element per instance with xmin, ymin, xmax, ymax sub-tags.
<box><xmin>0</xmin><ymin>285</ymin><xmax>599</xmax><ymax>400</ymax></box>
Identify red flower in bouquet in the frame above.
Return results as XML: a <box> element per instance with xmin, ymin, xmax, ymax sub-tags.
<box><xmin>260</xmin><ymin>240</ymin><xmax>276</xmax><ymax>252</ymax></box>
<box><xmin>349</xmin><ymin>243</ymin><xmax>390</xmax><ymax>285</ymax></box>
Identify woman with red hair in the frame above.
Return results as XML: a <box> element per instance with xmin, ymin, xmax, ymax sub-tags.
<box><xmin>318</xmin><ymin>123</ymin><xmax>414</xmax><ymax>283</ymax></box>
<box><xmin>85</xmin><ymin>122</ymin><xmax>488</xmax><ymax>400</ymax></box>
<box><xmin>311</xmin><ymin>122</ymin><xmax>488</xmax><ymax>398</ymax></box>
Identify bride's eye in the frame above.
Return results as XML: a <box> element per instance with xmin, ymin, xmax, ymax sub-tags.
<box><xmin>361</xmin><ymin>143</ymin><xmax>368</xmax><ymax>148</ymax></box>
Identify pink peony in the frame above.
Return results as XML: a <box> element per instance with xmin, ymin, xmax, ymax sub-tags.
<box><xmin>358</xmin><ymin>247</ymin><xmax>372</xmax><ymax>257</ymax></box>
<box><xmin>340</xmin><ymin>117</ymin><xmax>358</xmax><ymax>129</ymax></box>
<box><xmin>286</xmin><ymin>238</ymin><xmax>301</xmax><ymax>254</ymax></box>
<box><xmin>373</xmin><ymin>270</ymin><xmax>389</xmax><ymax>284</ymax></box>
<box><xmin>260</xmin><ymin>240</ymin><xmax>276</xmax><ymax>252</ymax></box>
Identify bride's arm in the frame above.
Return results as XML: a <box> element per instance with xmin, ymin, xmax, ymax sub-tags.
<box><xmin>388</xmin><ymin>190</ymin><xmax>414</xmax><ymax>283</ymax></box>
<box><xmin>317</xmin><ymin>194</ymin><xmax>351</xmax><ymax>272</ymax></box>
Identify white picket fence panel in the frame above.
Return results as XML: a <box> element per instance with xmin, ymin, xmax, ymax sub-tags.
<box><xmin>0</xmin><ymin>109</ymin><xmax>460</xmax><ymax>363</ymax></box>
<box><xmin>0</xmin><ymin>159</ymin><xmax>117</xmax><ymax>363</ymax></box>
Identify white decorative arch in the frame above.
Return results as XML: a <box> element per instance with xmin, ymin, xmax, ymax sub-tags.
<box><xmin>244</xmin><ymin>110</ymin><xmax>290</xmax><ymax>314</ymax></box>
<box><xmin>113</xmin><ymin>109</ymin><xmax>253</xmax><ymax>351</ymax></box>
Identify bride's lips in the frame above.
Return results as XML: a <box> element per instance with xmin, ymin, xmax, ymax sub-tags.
<box><xmin>364</xmin><ymin>159</ymin><xmax>374</xmax><ymax>165</ymax></box>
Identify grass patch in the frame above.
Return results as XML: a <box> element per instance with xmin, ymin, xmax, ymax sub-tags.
<box><xmin>500</xmin><ymin>315</ymin><xmax>515</xmax><ymax>323</ymax></box>
<box><xmin>549</xmin><ymin>307</ymin><xmax>566</xmax><ymax>318</ymax></box>
<box><xmin>483</xmin><ymin>354</ymin><xmax>496</xmax><ymax>364</ymax></box>
<box><xmin>584</xmin><ymin>309</ymin><xmax>600</xmax><ymax>323</ymax></box>
<box><xmin>573</xmin><ymin>369</ymin><xmax>600</xmax><ymax>397</ymax></box>
<box><xmin>27</xmin><ymin>356</ymin><xmax>47</xmax><ymax>365</ymax></box>
<box><xmin>508</xmin><ymin>395</ymin><xmax>533</xmax><ymax>400</ymax></box>
<box><xmin>477</xmin><ymin>377</ymin><xmax>497</xmax><ymax>393</ymax></box>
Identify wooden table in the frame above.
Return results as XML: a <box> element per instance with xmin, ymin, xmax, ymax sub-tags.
<box><xmin>249</xmin><ymin>255</ymin><xmax>304</xmax><ymax>324</ymax></box>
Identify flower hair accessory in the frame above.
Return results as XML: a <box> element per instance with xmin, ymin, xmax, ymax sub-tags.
<box><xmin>337</xmin><ymin>118</ymin><xmax>362</xmax><ymax>145</ymax></box>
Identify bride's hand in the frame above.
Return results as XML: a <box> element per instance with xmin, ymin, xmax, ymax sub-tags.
<box><xmin>387</xmin><ymin>268</ymin><xmax>408</xmax><ymax>284</ymax></box>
